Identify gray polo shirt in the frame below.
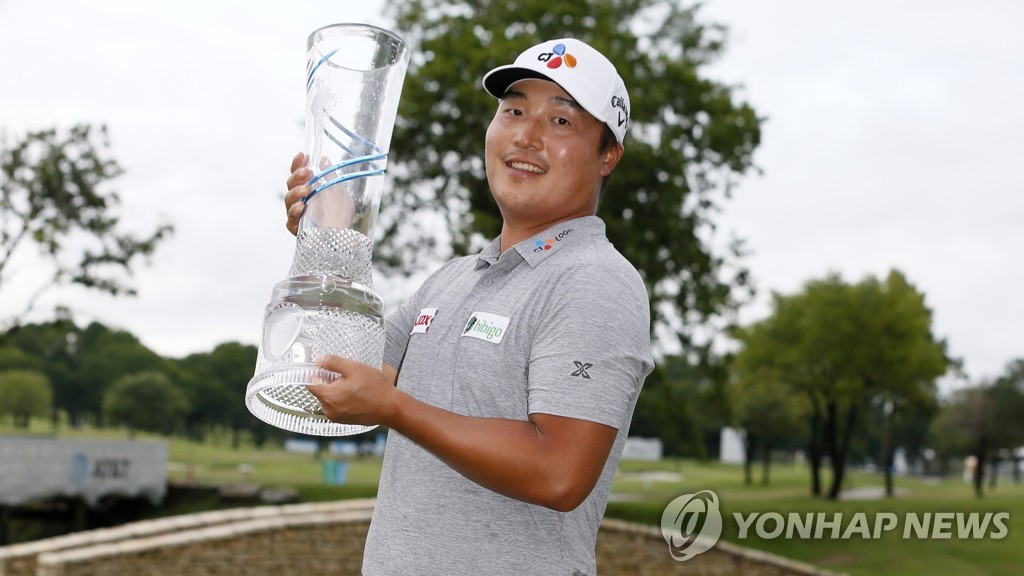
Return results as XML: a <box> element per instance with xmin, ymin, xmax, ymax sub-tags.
<box><xmin>362</xmin><ymin>215</ymin><xmax>654</xmax><ymax>576</ymax></box>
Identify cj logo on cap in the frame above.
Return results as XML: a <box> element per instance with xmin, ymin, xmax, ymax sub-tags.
<box><xmin>537</xmin><ymin>43</ymin><xmax>577</xmax><ymax>69</ymax></box>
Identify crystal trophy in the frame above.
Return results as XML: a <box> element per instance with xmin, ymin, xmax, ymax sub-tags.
<box><xmin>245</xmin><ymin>24</ymin><xmax>410</xmax><ymax>436</ymax></box>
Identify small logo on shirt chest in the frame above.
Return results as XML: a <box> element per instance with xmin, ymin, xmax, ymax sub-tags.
<box><xmin>410</xmin><ymin>308</ymin><xmax>438</xmax><ymax>335</ymax></box>
<box><xmin>461</xmin><ymin>312</ymin><xmax>510</xmax><ymax>343</ymax></box>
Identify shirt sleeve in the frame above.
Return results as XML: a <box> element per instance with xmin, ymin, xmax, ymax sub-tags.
<box><xmin>526</xmin><ymin>261</ymin><xmax>654</xmax><ymax>430</ymax></box>
<box><xmin>383</xmin><ymin>296</ymin><xmax>417</xmax><ymax>370</ymax></box>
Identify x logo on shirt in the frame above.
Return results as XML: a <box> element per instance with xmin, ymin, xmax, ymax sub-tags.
<box><xmin>571</xmin><ymin>361</ymin><xmax>593</xmax><ymax>379</ymax></box>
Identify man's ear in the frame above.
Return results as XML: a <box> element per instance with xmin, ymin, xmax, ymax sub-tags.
<box><xmin>600</xmin><ymin>142</ymin><xmax>624</xmax><ymax>177</ymax></box>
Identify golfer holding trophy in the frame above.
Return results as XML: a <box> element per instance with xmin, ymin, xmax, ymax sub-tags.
<box><xmin>267</xmin><ymin>25</ymin><xmax>653</xmax><ymax>575</ymax></box>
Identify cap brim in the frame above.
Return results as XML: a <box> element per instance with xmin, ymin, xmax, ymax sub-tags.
<box><xmin>482</xmin><ymin>66</ymin><xmax>559</xmax><ymax>99</ymax></box>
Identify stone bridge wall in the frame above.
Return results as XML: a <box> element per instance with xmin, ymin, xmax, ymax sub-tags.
<box><xmin>0</xmin><ymin>500</ymin><xmax>843</xmax><ymax>576</ymax></box>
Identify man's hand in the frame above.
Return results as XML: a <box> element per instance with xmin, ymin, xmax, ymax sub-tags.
<box><xmin>306</xmin><ymin>355</ymin><xmax>400</xmax><ymax>426</ymax></box>
<box><xmin>285</xmin><ymin>152</ymin><xmax>313</xmax><ymax>236</ymax></box>
<box><xmin>285</xmin><ymin>152</ymin><xmax>357</xmax><ymax>232</ymax></box>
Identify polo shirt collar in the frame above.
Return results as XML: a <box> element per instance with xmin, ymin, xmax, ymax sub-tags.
<box><xmin>475</xmin><ymin>237</ymin><xmax>503</xmax><ymax>269</ymax></box>
<box><xmin>517</xmin><ymin>216</ymin><xmax>604</xmax><ymax>267</ymax></box>
<box><xmin>475</xmin><ymin>216</ymin><xmax>605</xmax><ymax>270</ymax></box>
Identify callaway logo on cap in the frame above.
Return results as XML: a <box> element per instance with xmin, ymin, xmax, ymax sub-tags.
<box><xmin>482</xmin><ymin>38</ymin><xmax>631</xmax><ymax>145</ymax></box>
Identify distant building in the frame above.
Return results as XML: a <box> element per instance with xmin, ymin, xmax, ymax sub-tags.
<box><xmin>720</xmin><ymin>427</ymin><xmax>746</xmax><ymax>464</ymax></box>
<box><xmin>0</xmin><ymin>436</ymin><xmax>167</xmax><ymax>507</ymax></box>
<box><xmin>621</xmin><ymin>437</ymin><xmax>662</xmax><ymax>461</ymax></box>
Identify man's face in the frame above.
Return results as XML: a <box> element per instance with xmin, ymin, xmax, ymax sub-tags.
<box><xmin>485</xmin><ymin>78</ymin><xmax>622</xmax><ymax>227</ymax></box>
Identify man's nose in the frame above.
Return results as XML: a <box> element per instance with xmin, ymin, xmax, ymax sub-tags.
<box><xmin>513</xmin><ymin>117</ymin><xmax>543</xmax><ymax>149</ymax></box>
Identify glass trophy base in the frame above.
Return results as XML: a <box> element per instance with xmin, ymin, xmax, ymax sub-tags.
<box><xmin>247</xmin><ymin>274</ymin><xmax>385</xmax><ymax>437</ymax></box>
<box><xmin>245</xmin><ymin>364</ymin><xmax>377</xmax><ymax>437</ymax></box>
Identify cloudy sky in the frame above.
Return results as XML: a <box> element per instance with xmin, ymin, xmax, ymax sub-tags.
<box><xmin>2</xmin><ymin>1</ymin><xmax>1021</xmax><ymax>388</ymax></box>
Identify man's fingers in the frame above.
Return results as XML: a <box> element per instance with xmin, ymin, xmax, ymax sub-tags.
<box><xmin>306</xmin><ymin>383</ymin><xmax>325</xmax><ymax>400</ymax></box>
<box><xmin>314</xmin><ymin>354</ymin><xmax>357</xmax><ymax>373</ymax></box>
<box><xmin>285</xmin><ymin>183</ymin><xmax>310</xmax><ymax>206</ymax></box>
<box><xmin>285</xmin><ymin>153</ymin><xmax>313</xmax><ymax>236</ymax></box>
<box><xmin>286</xmin><ymin>167</ymin><xmax>313</xmax><ymax>191</ymax></box>
<box><xmin>286</xmin><ymin>188</ymin><xmax>309</xmax><ymax>213</ymax></box>
<box><xmin>308</xmin><ymin>370</ymin><xmax>337</xmax><ymax>387</ymax></box>
<box><xmin>306</xmin><ymin>355</ymin><xmax>344</xmax><ymax>399</ymax></box>
<box><xmin>286</xmin><ymin>197</ymin><xmax>305</xmax><ymax>235</ymax></box>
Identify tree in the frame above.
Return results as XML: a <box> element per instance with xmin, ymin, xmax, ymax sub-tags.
<box><xmin>2</xmin><ymin>314</ymin><xmax>78</xmax><ymax>428</ymax></box>
<box><xmin>989</xmin><ymin>359</ymin><xmax>1024</xmax><ymax>485</ymax></box>
<box><xmin>932</xmin><ymin>385</ymin><xmax>999</xmax><ymax>498</ymax></box>
<box><xmin>0</xmin><ymin>370</ymin><xmax>52</xmax><ymax>427</ymax></box>
<box><xmin>0</xmin><ymin>125</ymin><xmax>173</xmax><ymax>332</ymax></box>
<box><xmin>729</xmin><ymin>364</ymin><xmax>807</xmax><ymax>486</ymax></box>
<box><xmin>8</xmin><ymin>319</ymin><xmax>166</xmax><ymax>425</ymax></box>
<box><xmin>74</xmin><ymin>322</ymin><xmax>168</xmax><ymax>422</ymax></box>
<box><xmin>861</xmin><ymin>271</ymin><xmax>948</xmax><ymax>497</ymax></box>
<box><xmin>380</xmin><ymin>0</ymin><xmax>761</xmax><ymax>357</ymax></box>
<box><xmin>630</xmin><ymin>356</ymin><xmax>731</xmax><ymax>458</ymax></box>
<box><xmin>935</xmin><ymin>361</ymin><xmax>1024</xmax><ymax>497</ymax></box>
<box><xmin>860</xmin><ymin>393</ymin><xmax>937</xmax><ymax>480</ymax></box>
<box><xmin>731</xmin><ymin>291</ymin><xmax>831</xmax><ymax>496</ymax></box>
<box><xmin>172</xmin><ymin>342</ymin><xmax>259</xmax><ymax>447</ymax></box>
<box><xmin>0</xmin><ymin>344</ymin><xmax>44</xmax><ymax>372</ymax></box>
<box><xmin>103</xmin><ymin>371</ymin><xmax>190</xmax><ymax>437</ymax></box>
<box><xmin>733</xmin><ymin>271</ymin><xmax>947</xmax><ymax>499</ymax></box>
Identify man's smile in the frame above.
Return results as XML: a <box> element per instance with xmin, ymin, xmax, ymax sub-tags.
<box><xmin>501</xmin><ymin>153</ymin><xmax>549</xmax><ymax>175</ymax></box>
<box><xmin>508</xmin><ymin>161</ymin><xmax>546</xmax><ymax>174</ymax></box>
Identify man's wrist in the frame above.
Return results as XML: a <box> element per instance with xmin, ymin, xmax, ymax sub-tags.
<box><xmin>380</xmin><ymin>385</ymin><xmax>408</xmax><ymax>430</ymax></box>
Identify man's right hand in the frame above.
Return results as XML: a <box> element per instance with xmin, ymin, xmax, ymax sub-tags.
<box><xmin>285</xmin><ymin>151</ymin><xmax>313</xmax><ymax>236</ymax></box>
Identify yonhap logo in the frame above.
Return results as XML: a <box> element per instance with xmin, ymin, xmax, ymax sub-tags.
<box><xmin>660</xmin><ymin>490</ymin><xmax>723</xmax><ymax>562</ymax></box>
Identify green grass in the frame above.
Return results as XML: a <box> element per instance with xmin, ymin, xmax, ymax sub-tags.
<box><xmin>163</xmin><ymin>434</ymin><xmax>383</xmax><ymax>491</ymax></box>
<box><xmin>4</xmin><ymin>420</ymin><xmax>1021</xmax><ymax>575</ymax></box>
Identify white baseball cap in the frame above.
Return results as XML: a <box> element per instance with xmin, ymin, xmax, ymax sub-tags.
<box><xmin>482</xmin><ymin>38</ymin><xmax>631</xmax><ymax>145</ymax></box>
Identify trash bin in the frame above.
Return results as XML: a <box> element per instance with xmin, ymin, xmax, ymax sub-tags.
<box><xmin>321</xmin><ymin>459</ymin><xmax>350</xmax><ymax>486</ymax></box>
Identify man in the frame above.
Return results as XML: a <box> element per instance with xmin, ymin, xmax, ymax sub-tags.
<box><xmin>285</xmin><ymin>38</ymin><xmax>654</xmax><ymax>576</ymax></box>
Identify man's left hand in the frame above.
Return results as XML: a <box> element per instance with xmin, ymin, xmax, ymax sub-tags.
<box><xmin>306</xmin><ymin>355</ymin><xmax>399</xmax><ymax>426</ymax></box>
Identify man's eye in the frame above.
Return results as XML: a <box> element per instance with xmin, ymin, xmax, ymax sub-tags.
<box><xmin>554</xmin><ymin>117</ymin><xmax>570</xmax><ymax>126</ymax></box>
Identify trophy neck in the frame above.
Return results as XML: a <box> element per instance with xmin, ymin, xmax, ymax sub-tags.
<box><xmin>288</xmin><ymin>226</ymin><xmax>374</xmax><ymax>287</ymax></box>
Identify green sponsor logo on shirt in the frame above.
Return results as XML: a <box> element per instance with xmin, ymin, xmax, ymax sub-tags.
<box><xmin>462</xmin><ymin>312</ymin><xmax>509</xmax><ymax>343</ymax></box>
